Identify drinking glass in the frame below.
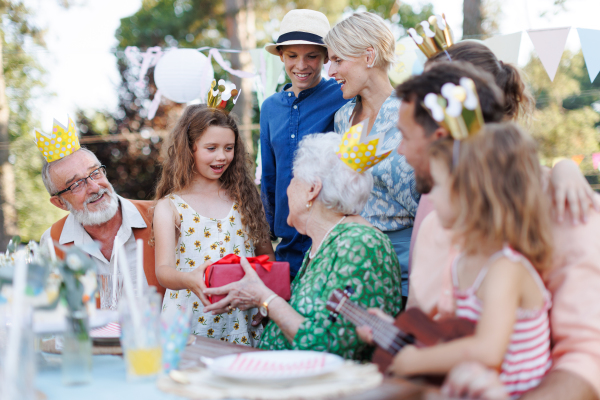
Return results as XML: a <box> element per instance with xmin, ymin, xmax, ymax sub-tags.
<box><xmin>98</xmin><ymin>274</ymin><xmax>123</xmax><ymax>310</ymax></box>
<box><xmin>119</xmin><ymin>289</ymin><xmax>163</xmax><ymax>382</ymax></box>
<box><xmin>0</xmin><ymin>304</ymin><xmax>36</xmax><ymax>400</ymax></box>
<box><xmin>61</xmin><ymin>310</ymin><xmax>92</xmax><ymax>385</ymax></box>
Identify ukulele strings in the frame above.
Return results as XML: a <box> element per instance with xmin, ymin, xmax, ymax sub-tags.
<box><xmin>339</xmin><ymin>300</ymin><xmax>413</xmax><ymax>353</ymax></box>
<box><xmin>341</xmin><ymin>302</ymin><xmax>411</xmax><ymax>353</ymax></box>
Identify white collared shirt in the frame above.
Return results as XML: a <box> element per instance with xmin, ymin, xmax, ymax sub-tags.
<box><xmin>41</xmin><ymin>196</ymin><xmax>149</xmax><ymax>294</ymax></box>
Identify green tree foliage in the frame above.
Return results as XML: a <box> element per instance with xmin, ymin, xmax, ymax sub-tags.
<box><xmin>524</xmin><ymin>50</ymin><xmax>600</xmax><ymax>173</ymax></box>
<box><xmin>88</xmin><ymin>0</ymin><xmax>436</xmax><ymax>203</ymax></box>
<box><xmin>1</xmin><ymin>0</ymin><xmax>68</xmax><ymax>242</ymax></box>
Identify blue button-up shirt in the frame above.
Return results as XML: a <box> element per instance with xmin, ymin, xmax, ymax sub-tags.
<box><xmin>260</xmin><ymin>78</ymin><xmax>349</xmax><ymax>276</ymax></box>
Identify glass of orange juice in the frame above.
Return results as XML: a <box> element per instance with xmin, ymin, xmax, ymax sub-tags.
<box><xmin>119</xmin><ymin>288</ymin><xmax>163</xmax><ymax>382</ymax></box>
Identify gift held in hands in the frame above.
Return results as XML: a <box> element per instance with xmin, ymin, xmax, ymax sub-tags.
<box><xmin>205</xmin><ymin>254</ymin><xmax>291</xmax><ymax>303</ymax></box>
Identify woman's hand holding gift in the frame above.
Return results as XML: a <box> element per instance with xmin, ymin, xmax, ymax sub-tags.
<box><xmin>203</xmin><ymin>257</ymin><xmax>274</xmax><ymax>314</ymax></box>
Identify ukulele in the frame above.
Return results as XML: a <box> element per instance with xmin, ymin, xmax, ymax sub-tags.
<box><xmin>326</xmin><ymin>286</ymin><xmax>476</xmax><ymax>373</ymax></box>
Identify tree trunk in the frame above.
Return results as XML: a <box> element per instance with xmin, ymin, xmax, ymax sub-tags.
<box><xmin>225</xmin><ymin>0</ymin><xmax>256</xmax><ymax>156</ymax></box>
<box><xmin>463</xmin><ymin>0</ymin><xmax>483</xmax><ymax>39</ymax></box>
<box><xmin>0</xmin><ymin>38</ymin><xmax>18</xmax><ymax>249</ymax></box>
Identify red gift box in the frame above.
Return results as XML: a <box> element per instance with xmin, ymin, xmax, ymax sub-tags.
<box><xmin>205</xmin><ymin>254</ymin><xmax>291</xmax><ymax>304</ymax></box>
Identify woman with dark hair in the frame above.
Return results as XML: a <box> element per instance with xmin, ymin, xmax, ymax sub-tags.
<box><xmin>409</xmin><ymin>40</ymin><xmax>599</xmax><ymax>270</ymax></box>
<box><xmin>427</xmin><ymin>41</ymin><xmax>534</xmax><ymax>121</ymax></box>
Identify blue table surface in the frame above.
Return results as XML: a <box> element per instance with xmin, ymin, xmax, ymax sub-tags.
<box><xmin>37</xmin><ymin>354</ymin><xmax>185</xmax><ymax>400</ymax></box>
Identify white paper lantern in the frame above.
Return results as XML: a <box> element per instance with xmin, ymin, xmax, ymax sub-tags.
<box><xmin>154</xmin><ymin>48</ymin><xmax>214</xmax><ymax>103</ymax></box>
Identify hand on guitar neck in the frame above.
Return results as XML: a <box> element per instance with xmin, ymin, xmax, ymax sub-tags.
<box><xmin>326</xmin><ymin>287</ymin><xmax>475</xmax><ymax>376</ymax></box>
<box><xmin>355</xmin><ymin>308</ymin><xmax>394</xmax><ymax>345</ymax></box>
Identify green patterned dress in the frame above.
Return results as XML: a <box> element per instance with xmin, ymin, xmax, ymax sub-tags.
<box><xmin>259</xmin><ymin>222</ymin><xmax>403</xmax><ymax>361</ymax></box>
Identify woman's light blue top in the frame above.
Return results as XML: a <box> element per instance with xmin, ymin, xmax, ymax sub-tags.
<box><xmin>334</xmin><ymin>94</ymin><xmax>420</xmax><ymax>232</ymax></box>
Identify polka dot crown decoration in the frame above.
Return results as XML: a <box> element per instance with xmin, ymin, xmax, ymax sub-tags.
<box><xmin>335</xmin><ymin>119</ymin><xmax>393</xmax><ymax>173</ymax></box>
<box><xmin>35</xmin><ymin>116</ymin><xmax>81</xmax><ymax>163</ymax></box>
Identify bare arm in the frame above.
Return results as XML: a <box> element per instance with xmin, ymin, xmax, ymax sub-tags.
<box><xmin>390</xmin><ymin>259</ymin><xmax>520</xmax><ymax>376</ymax></box>
<box><xmin>203</xmin><ymin>257</ymin><xmax>304</xmax><ymax>342</ymax></box>
<box><xmin>154</xmin><ymin>198</ymin><xmax>210</xmax><ymax>303</ymax></box>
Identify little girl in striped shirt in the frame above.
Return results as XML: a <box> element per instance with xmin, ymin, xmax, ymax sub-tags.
<box><xmin>390</xmin><ymin>122</ymin><xmax>553</xmax><ymax>398</ymax></box>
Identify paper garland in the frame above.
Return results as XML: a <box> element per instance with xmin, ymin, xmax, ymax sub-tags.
<box><xmin>526</xmin><ymin>27</ymin><xmax>571</xmax><ymax>82</ymax></box>
<box><xmin>483</xmin><ymin>32</ymin><xmax>522</xmax><ymax>66</ymax></box>
<box><xmin>577</xmin><ymin>28</ymin><xmax>600</xmax><ymax>83</ymax></box>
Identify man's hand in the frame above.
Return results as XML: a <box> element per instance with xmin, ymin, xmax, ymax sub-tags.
<box><xmin>550</xmin><ymin>159</ymin><xmax>600</xmax><ymax>224</ymax></box>
<box><xmin>441</xmin><ymin>362</ymin><xmax>508</xmax><ymax>400</ymax></box>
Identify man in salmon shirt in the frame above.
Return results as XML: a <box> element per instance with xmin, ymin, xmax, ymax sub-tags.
<box><xmin>393</xmin><ymin>64</ymin><xmax>600</xmax><ymax>399</ymax></box>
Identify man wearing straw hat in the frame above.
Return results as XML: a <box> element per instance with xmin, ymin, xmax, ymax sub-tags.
<box><xmin>260</xmin><ymin>9</ymin><xmax>349</xmax><ymax>278</ymax></box>
<box><xmin>38</xmin><ymin>116</ymin><xmax>165</xmax><ymax>297</ymax></box>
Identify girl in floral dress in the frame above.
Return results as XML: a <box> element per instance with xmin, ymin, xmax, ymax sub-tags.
<box><xmin>153</xmin><ymin>105</ymin><xmax>274</xmax><ymax>346</ymax></box>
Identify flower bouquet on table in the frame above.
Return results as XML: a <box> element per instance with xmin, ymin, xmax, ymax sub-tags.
<box><xmin>204</xmin><ymin>254</ymin><xmax>291</xmax><ymax>304</ymax></box>
<box><xmin>0</xmin><ymin>237</ymin><xmax>64</xmax><ymax>311</ymax></box>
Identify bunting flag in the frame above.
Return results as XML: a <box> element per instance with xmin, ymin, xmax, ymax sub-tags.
<box><xmin>483</xmin><ymin>32</ymin><xmax>522</xmax><ymax>65</ymax></box>
<box><xmin>526</xmin><ymin>27</ymin><xmax>570</xmax><ymax>81</ymax></box>
<box><xmin>592</xmin><ymin>153</ymin><xmax>600</xmax><ymax>170</ymax></box>
<box><xmin>577</xmin><ymin>28</ymin><xmax>600</xmax><ymax>83</ymax></box>
<box><xmin>250</xmin><ymin>48</ymin><xmax>284</xmax><ymax>109</ymax></box>
<box><xmin>571</xmin><ymin>154</ymin><xmax>584</xmax><ymax>166</ymax></box>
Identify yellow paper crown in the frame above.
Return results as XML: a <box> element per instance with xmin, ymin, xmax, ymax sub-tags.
<box><xmin>207</xmin><ymin>79</ymin><xmax>240</xmax><ymax>114</ymax></box>
<box><xmin>35</xmin><ymin>116</ymin><xmax>81</xmax><ymax>163</ymax></box>
<box><xmin>335</xmin><ymin>119</ymin><xmax>393</xmax><ymax>173</ymax></box>
<box><xmin>423</xmin><ymin>77</ymin><xmax>485</xmax><ymax>140</ymax></box>
<box><xmin>408</xmin><ymin>14</ymin><xmax>454</xmax><ymax>59</ymax></box>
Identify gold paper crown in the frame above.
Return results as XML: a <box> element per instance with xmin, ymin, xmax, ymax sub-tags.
<box><xmin>207</xmin><ymin>79</ymin><xmax>240</xmax><ymax>114</ymax></box>
<box><xmin>408</xmin><ymin>14</ymin><xmax>454</xmax><ymax>59</ymax></box>
<box><xmin>423</xmin><ymin>77</ymin><xmax>485</xmax><ymax>140</ymax></box>
<box><xmin>35</xmin><ymin>116</ymin><xmax>81</xmax><ymax>163</ymax></box>
<box><xmin>335</xmin><ymin>119</ymin><xmax>393</xmax><ymax>173</ymax></box>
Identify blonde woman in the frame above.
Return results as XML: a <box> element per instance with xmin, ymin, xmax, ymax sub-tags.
<box><xmin>325</xmin><ymin>12</ymin><xmax>418</xmax><ymax>306</ymax></box>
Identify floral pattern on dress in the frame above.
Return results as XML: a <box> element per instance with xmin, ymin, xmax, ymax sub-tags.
<box><xmin>259</xmin><ymin>223</ymin><xmax>403</xmax><ymax>361</ymax></box>
<box><xmin>334</xmin><ymin>94</ymin><xmax>420</xmax><ymax>231</ymax></box>
<box><xmin>161</xmin><ymin>194</ymin><xmax>262</xmax><ymax>347</ymax></box>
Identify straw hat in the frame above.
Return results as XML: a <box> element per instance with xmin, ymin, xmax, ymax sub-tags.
<box><xmin>265</xmin><ymin>9</ymin><xmax>330</xmax><ymax>56</ymax></box>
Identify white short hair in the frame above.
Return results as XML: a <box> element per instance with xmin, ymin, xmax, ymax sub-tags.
<box><xmin>293</xmin><ymin>133</ymin><xmax>373</xmax><ymax>215</ymax></box>
<box><xmin>324</xmin><ymin>12</ymin><xmax>396</xmax><ymax>70</ymax></box>
<box><xmin>41</xmin><ymin>148</ymin><xmax>101</xmax><ymax>195</ymax></box>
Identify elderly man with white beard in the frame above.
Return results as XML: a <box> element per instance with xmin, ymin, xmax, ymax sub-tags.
<box><xmin>38</xmin><ymin>117</ymin><xmax>164</xmax><ymax>297</ymax></box>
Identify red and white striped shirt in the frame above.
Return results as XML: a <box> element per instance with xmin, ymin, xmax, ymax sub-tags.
<box><xmin>452</xmin><ymin>247</ymin><xmax>552</xmax><ymax>399</ymax></box>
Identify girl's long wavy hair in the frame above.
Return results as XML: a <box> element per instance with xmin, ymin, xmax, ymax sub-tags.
<box><xmin>154</xmin><ymin>105</ymin><xmax>270</xmax><ymax>246</ymax></box>
<box><xmin>429</xmin><ymin>123</ymin><xmax>553</xmax><ymax>271</ymax></box>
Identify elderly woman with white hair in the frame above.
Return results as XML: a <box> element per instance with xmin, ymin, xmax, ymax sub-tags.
<box><xmin>325</xmin><ymin>12</ymin><xmax>419</xmax><ymax>306</ymax></box>
<box><xmin>202</xmin><ymin>133</ymin><xmax>402</xmax><ymax>360</ymax></box>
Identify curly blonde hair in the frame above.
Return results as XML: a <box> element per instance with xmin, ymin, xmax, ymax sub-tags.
<box><xmin>429</xmin><ymin>123</ymin><xmax>553</xmax><ymax>271</ymax></box>
<box><xmin>154</xmin><ymin>105</ymin><xmax>270</xmax><ymax>246</ymax></box>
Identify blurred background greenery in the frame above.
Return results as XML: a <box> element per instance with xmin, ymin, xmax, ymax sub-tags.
<box><xmin>0</xmin><ymin>0</ymin><xmax>598</xmax><ymax>244</ymax></box>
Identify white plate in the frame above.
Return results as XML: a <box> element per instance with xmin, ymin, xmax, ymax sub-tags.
<box><xmin>90</xmin><ymin>322</ymin><xmax>121</xmax><ymax>339</ymax></box>
<box><xmin>207</xmin><ymin>350</ymin><xmax>344</xmax><ymax>382</ymax></box>
<box><xmin>32</xmin><ymin>309</ymin><xmax>118</xmax><ymax>334</ymax></box>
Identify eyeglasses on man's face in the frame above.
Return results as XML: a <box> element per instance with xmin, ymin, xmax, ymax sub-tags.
<box><xmin>53</xmin><ymin>165</ymin><xmax>107</xmax><ymax>197</ymax></box>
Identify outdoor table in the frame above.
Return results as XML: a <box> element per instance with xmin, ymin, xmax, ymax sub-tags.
<box><xmin>181</xmin><ymin>335</ymin><xmax>445</xmax><ymax>400</ymax></box>
<box><xmin>36</xmin><ymin>335</ymin><xmax>445</xmax><ymax>400</ymax></box>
